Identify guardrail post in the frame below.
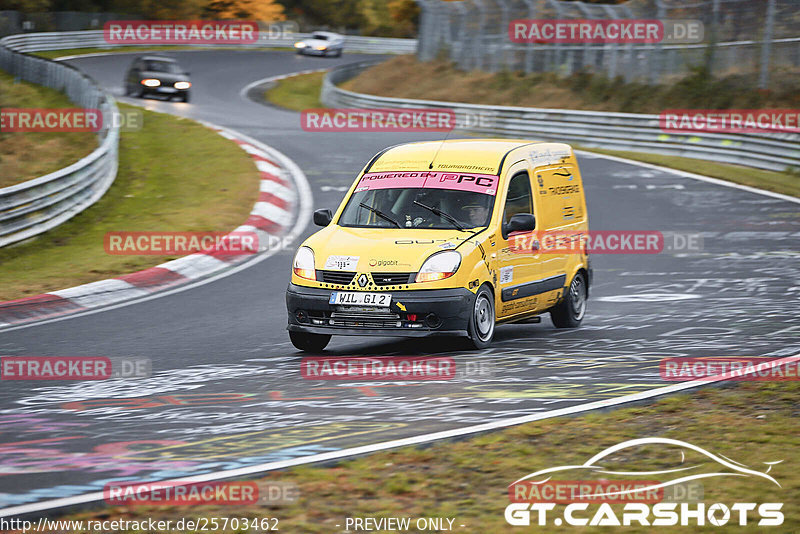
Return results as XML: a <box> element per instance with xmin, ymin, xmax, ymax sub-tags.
<box><xmin>758</xmin><ymin>0</ymin><xmax>776</xmax><ymax>89</ymax></box>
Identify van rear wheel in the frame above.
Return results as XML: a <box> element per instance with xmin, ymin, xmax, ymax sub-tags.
<box><xmin>467</xmin><ymin>285</ymin><xmax>495</xmax><ymax>348</ymax></box>
<box><xmin>289</xmin><ymin>331</ymin><xmax>331</xmax><ymax>352</ymax></box>
<box><xmin>551</xmin><ymin>272</ymin><xmax>587</xmax><ymax>328</ymax></box>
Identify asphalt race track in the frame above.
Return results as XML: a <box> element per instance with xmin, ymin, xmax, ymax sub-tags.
<box><xmin>0</xmin><ymin>50</ymin><xmax>798</xmax><ymax>513</ymax></box>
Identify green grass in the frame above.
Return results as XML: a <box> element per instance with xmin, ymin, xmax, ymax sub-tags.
<box><xmin>0</xmin><ymin>70</ymin><xmax>97</xmax><ymax>187</ymax></box>
<box><xmin>264</xmin><ymin>70</ymin><xmax>325</xmax><ymax>111</ymax></box>
<box><xmin>62</xmin><ymin>380</ymin><xmax>800</xmax><ymax>532</ymax></box>
<box><xmin>0</xmin><ymin>104</ymin><xmax>259</xmax><ymax>300</ymax></box>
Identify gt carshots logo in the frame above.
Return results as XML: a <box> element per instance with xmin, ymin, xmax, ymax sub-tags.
<box><xmin>505</xmin><ymin>437</ymin><xmax>784</xmax><ymax>527</ymax></box>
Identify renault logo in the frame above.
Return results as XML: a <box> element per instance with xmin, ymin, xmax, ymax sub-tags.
<box><xmin>357</xmin><ymin>274</ymin><xmax>369</xmax><ymax>287</ymax></box>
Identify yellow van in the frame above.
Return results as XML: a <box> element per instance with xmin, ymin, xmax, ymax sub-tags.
<box><xmin>286</xmin><ymin>139</ymin><xmax>591</xmax><ymax>351</ymax></box>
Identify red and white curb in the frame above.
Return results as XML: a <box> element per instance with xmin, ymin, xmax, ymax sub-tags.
<box><xmin>0</xmin><ymin>123</ymin><xmax>306</xmax><ymax>328</ymax></box>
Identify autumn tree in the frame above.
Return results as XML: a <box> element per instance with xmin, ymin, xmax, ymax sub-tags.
<box><xmin>204</xmin><ymin>0</ymin><xmax>286</xmax><ymax>22</ymax></box>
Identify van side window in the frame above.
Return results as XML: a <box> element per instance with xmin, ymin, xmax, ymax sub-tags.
<box><xmin>503</xmin><ymin>172</ymin><xmax>533</xmax><ymax>224</ymax></box>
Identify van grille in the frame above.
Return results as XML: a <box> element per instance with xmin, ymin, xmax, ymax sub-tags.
<box><xmin>371</xmin><ymin>272</ymin><xmax>414</xmax><ymax>286</ymax></box>
<box><xmin>320</xmin><ymin>270</ymin><xmax>356</xmax><ymax>285</ymax></box>
<box><xmin>329</xmin><ymin>311</ymin><xmax>401</xmax><ymax>328</ymax></box>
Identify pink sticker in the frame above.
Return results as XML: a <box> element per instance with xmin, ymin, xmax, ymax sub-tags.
<box><xmin>358</xmin><ymin>171</ymin><xmax>498</xmax><ymax>195</ymax></box>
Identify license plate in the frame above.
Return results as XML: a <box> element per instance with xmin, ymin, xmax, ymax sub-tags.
<box><xmin>329</xmin><ymin>292</ymin><xmax>391</xmax><ymax>307</ymax></box>
<box><xmin>157</xmin><ymin>87</ymin><xmax>177</xmax><ymax>93</ymax></box>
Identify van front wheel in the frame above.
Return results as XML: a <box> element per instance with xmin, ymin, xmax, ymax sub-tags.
<box><xmin>467</xmin><ymin>285</ymin><xmax>495</xmax><ymax>348</ymax></box>
<box><xmin>289</xmin><ymin>331</ymin><xmax>331</xmax><ymax>352</ymax></box>
<box><xmin>551</xmin><ymin>272</ymin><xmax>587</xmax><ymax>328</ymax></box>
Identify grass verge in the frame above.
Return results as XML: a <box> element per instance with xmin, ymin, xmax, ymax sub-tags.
<box><xmin>266</xmin><ymin>64</ymin><xmax>799</xmax><ymax>198</ymax></box>
<box><xmin>0</xmin><ymin>103</ymin><xmax>259</xmax><ymax>301</ymax></box>
<box><xmin>341</xmin><ymin>56</ymin><xmax>800</xmax><ymax>112</ymax></box>
<box><xmin>63</xmin><ymin>380</ymin><xmax>800</xmax><ymax>532</ymax></box>
<box><xmin>0</xmin><ymin>70</ymin><xmax>97</xmax><ymax>188</ymax></box>
<box><xmin>264</xmin><ymin>70</ymin><xmax>325</xmax><ymax>111</ymax></box>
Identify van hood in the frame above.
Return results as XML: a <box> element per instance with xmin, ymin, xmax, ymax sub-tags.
<box><xmin>303</xmin><ymin>226</ymin><xmax>473</xmax><ymax>272</ymax></box>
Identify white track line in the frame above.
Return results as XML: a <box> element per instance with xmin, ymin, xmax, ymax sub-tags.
<box><xmin>574</xmin><ymin>150</ymin><xmax>800</xmax><ymax>204</ymax></box>
<box><xmin>2</xmin><ymin>354</ymin><xmax>797</xmax><ymax>518</ymax></box>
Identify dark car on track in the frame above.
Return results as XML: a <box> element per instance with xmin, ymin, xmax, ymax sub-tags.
<box><xmin>124</xmin><ymin>56</ymin><xmax>192</xmax><ymax>102</ymax></box>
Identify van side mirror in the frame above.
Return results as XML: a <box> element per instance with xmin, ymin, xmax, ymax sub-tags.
<box><xmin>313</xmin><ymin>208</ymin><xmax>332</xmax><ymax>227</ymax></box>
<box><xmin>502</xmin><ymin>213</ymin><xmax>535</xmax><ymax>240</ymax></box>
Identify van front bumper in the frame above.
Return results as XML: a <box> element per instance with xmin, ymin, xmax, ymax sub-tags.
<box><xmin>286</xmin><ymin>283</ymin><xmax>473</xmax><ymax>337</ymax></box>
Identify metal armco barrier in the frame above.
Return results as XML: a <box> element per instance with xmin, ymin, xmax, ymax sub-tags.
<box><xmin>322</xmin><ymin>61</ymin><xmax>800</xmax><ymax>172</ymax></box>
<box><xmin>0</xmin><ymin>30</ymin><xmax>417</xmax><ymax>55</ymax></box>
<box><xmin>0</xmin><ymin>29</ymin><xmax>414</xmax><ymax>247</ymax></box>
<box><xmin>0</xmin><ymin>34</ymin><xmax>119</xmax><ymax>247</ymax></box>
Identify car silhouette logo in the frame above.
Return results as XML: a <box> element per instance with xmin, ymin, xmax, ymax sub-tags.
<box><xmin>510</xmin><ymin>437</ymin><xmax>782</xmax><ymax>501</ymax></box>
<box><xmin>358</xmin><ymin>274</ymin><xmax>369</xmax><ymax>287</ymax></box>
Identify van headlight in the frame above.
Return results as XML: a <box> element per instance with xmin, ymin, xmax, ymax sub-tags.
<box><xmin>141</xmin><ymin>78</ymin><xmax>161</xmax><ymax>87</ymax></box>
<box><xmin>293</xmin><ymin>246</ymin><xmax>316</xmax><ymax>280</ymax></box>
<box><xmin>415</xmin><ymin>251</ymin><xmax>461</xmax><ymax>283</ymax></box>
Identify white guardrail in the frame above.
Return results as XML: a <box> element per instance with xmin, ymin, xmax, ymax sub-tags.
<box><xmin>0</xmin><ymin>30</ymin><xmax>418</xmax><ymax>54</ymax></box>
<box><xmin>322</xmin><ymin>61</ymin><xmax>800</xmax><ymax>173</ymax></box>
<box><xmin>0</xmin><ymin>31</ymin><xmax>414</xmax><ymax>248</ymax></box>
<box><xmin>0</xmin><ymin>34</ymin><xmax>119</xmax><ymax>247</ymax></box>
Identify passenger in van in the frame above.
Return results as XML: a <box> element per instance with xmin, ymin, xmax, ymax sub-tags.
<box><xmin>463</xmin><ymin>203</ymin><xmax>490</xmax><ymax>227</ymax></box>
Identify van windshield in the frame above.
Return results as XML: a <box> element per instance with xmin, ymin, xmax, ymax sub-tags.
<box><xmin>339</xmin><ymin>170</ymin><xmax>498</xmax><ymax>229</ymax></box>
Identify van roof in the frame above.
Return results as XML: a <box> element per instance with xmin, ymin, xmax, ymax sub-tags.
<box><xmin>368</xmin><ymin>139</ymin><xmax>567</xmax><ymax>175</ymax></box>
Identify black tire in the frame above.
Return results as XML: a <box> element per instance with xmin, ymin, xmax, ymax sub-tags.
<box><xmin>133</xmin><ymin>85</ymin><xmax>143</xmax><ymax>98</ymax></box>
<box><xmin>467</xmin><ymin>284</ymin><xmax>495</xmax><ymax>348</ymax></box>
<box><xmin>289</xmin><ymin>331</ymin><xmax>331</xmax><ymax>352</ymax></box>
<box><xmin>334</xmin><ymin>48</ymin><xmax>343</xmax><ymax>57</ymax></box>
<box><xmin>181</xmin><ymin>91</ymin><xmax>190</xmax><ymax>103</ymax></box>
<box><xmin>550</xmin><ymin>271</ymin><xmax>587</xmax><ymax>328</ymax></box>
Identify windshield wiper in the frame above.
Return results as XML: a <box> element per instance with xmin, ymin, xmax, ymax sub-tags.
<box><xmin>359</xmin><ymin>203</ymin><xmax>401</xmax><ymax>228</ymax></box>
<box><xmin>413</xmin><ymin>200</ymin><xmax>466</xmax><ymax>231</ymax></box>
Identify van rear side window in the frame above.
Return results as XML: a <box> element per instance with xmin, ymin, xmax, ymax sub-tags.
<box><xmin>503</xmin><ymin>172</ymin><xmax>533</xmax><ymax>224</ymax></box>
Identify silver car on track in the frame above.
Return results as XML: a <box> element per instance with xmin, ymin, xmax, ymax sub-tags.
<box><xmin>294</xmin><ymin>31</ymin><xmax>344</xmax><ymax>57</ymax></box>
